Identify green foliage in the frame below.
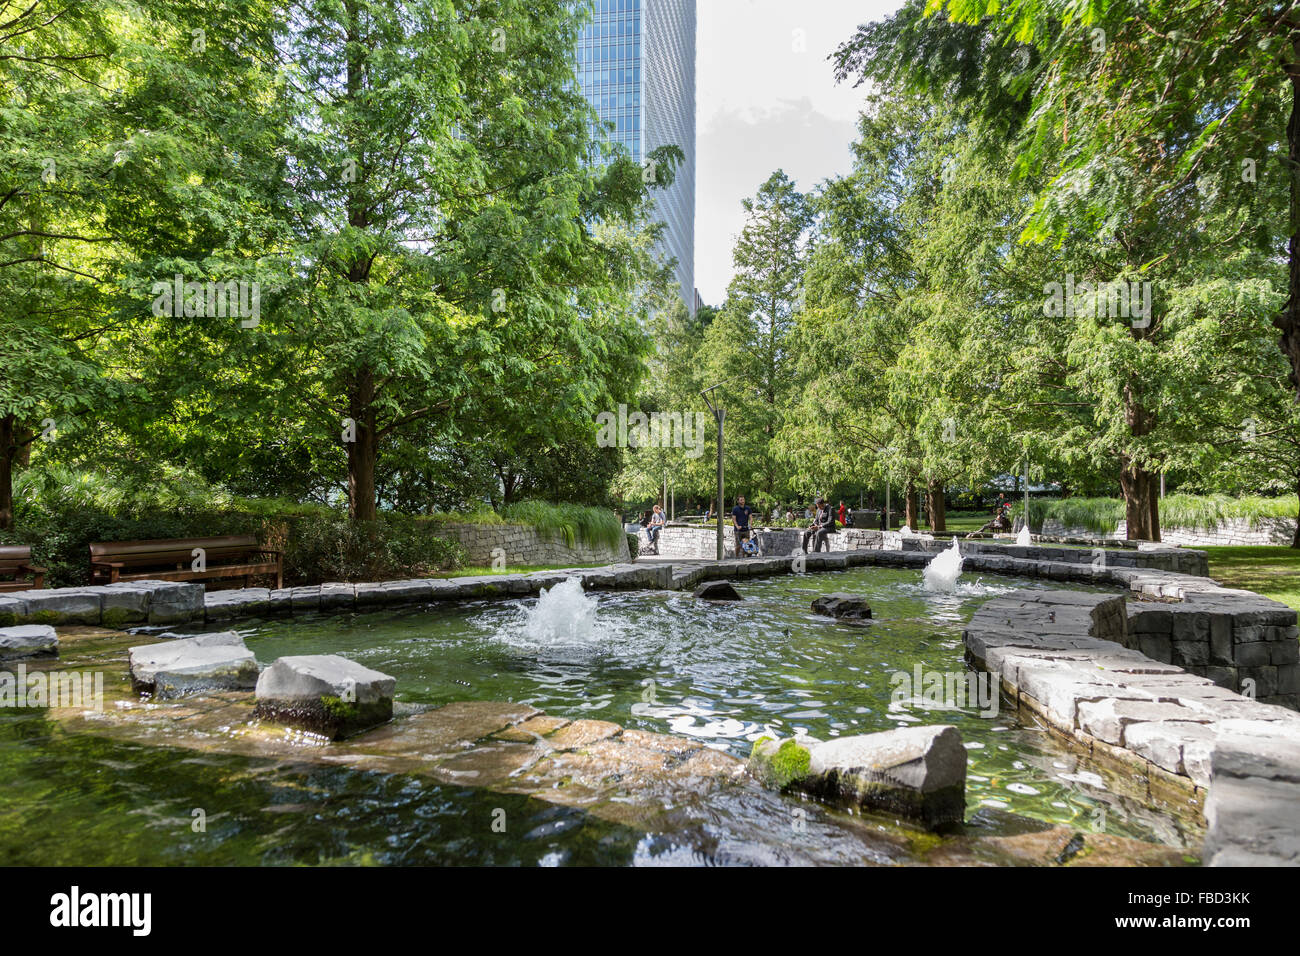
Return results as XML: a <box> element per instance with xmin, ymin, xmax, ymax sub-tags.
<box><xmin>499</xmin><ymin>501</ymin><xmax>624</xmax><ymax>550</ymax></box>
<box><xmin>1019</xmin><ymin>495</ymin><xmax>1300</xmax><ymax>533</ymax></box>
<box><xmin>3</xmin><ymin>464</ymin><xmax>465</xmax><ymax>586</ymax></box>
<box><xmin>283</xmin><ymin>514</ymin><xmax>465</xmax><ymax>585</ymax></box>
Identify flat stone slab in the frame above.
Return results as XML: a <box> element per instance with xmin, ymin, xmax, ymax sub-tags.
<box><xmin>811</xmin><ymin>593</ymin><xmax>872</xmax><ymax>623</ymax></box>
<box><xmin>0</xmin><ymin>624</ymin><xmax>58</xmax><ymax>660</ymax></box>
<box><xmin>254</xmin><ymin>654</ymin><xmax>397</xmax><ymax>740</ymax></box>
<box><xmin>750</xmin><ymin>725</ymin><xmax>967</xmax><ymax>828</ymax></box>
<box><xmin>128</xmin><ymin>632</ymin><xmax>258</xmax><ymax>699</ymax></box>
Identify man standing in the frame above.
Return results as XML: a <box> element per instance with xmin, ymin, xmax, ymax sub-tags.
<box><xmin>731</xmin><ymin>495</ymin><xmax>753</xmax><ymax>558</ymax></box>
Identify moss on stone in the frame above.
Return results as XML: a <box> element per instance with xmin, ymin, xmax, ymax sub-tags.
<box><xmin>320</xmin><ymin>694</ymin><xmax>360</xmax><ymax>721</ymax></box>
<box><xmin>100</xmin><ymin>607</ymin><xmax>133</xmax><ymax>630</ymax></box>
<box><xmin>749</xmin><ymin>736</ymin><xmax>811</xmax><ymax>789</ymax></box>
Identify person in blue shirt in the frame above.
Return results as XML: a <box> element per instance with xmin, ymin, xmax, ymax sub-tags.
<box><xmin>731</xmin><ymin>496</ymin><xmax>754</xmax><ymax>559</ymax></box>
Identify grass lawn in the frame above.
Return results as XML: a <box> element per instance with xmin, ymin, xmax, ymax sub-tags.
<box><xmin>942</xmin><ymin>511</ymin><xmax>994</xmax><ymax>532</ymax></box>
<box><xmin>1201</xmin><ymin>546</ymin><xmax>1300</xmax><ymax>611</ymax></box>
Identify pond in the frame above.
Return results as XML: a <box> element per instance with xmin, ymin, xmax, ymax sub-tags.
<box><xmin>0</xmin><ymin>566</ymin><xmax>1203</xmax><ymax>865</ymax></box>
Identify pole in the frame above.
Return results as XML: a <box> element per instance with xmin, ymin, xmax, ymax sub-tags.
<box><xmin>1160</xmin><ymin>473</ymin><xmax>1165</xmax><ymax>499</ymax></box>
<box><xmin>715</xmin><ymin>408</ymin><xmax>725</xmax><ymax>559</ymax></box>
<box><xmin>885</xmin><ymin>484</ymin><xmax>891</xmax><ymax>530</ymax></box>
<box><xmin>1023</xmin><ymin>457</ymin><xmax>1030</xmax><ymax>533</ymax></box>
<box><xmin>701</xmin><ymin>382</ymin><xmax>730</xmax><ymax>562</ymax></box>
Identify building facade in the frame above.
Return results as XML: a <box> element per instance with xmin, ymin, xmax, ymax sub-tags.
<box><xmin>575</xmin><ymin>0</ymin><xmax>696</xmax><ymax>313</ymax></box>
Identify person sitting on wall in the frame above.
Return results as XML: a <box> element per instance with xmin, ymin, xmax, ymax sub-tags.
<box><xmin>802</xmin><ymin>498</ymin><xmax>835</xmax><ymax>553</ymax></box>
<box><xmin>732</xmin><ymin>495</ymin><xmax>754</xmax><ymax>559</ymax></box>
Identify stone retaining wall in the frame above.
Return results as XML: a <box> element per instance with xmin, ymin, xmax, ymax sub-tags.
<box><xmin>432</xmin><ymin>522</ymin><xmax>629</xmax><ymax>566</ymax></box>
<box><xmin>0</xmin><ymin>581</ymin><xmax>204</xmax><ymax>628</ymax></box>
<box><xmin>963</xmin><ymin>587</ymin><xmax>1300</xmax><ymax>866</ymax></box>
<box><xmin>1043</xmin><ymin>516</ymin><xmax>1297</xmax><ymax>546</ymax></box>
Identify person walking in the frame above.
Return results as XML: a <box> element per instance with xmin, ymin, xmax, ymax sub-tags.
<box><xmin>731</xmin><ymin>495</ymin><xmax>754</xmax><ymax>559</ymax></box>
<box><xmin>837</xmin><ymin>500</ymin><xmax>847</xmax><ymax>527</ymax></box>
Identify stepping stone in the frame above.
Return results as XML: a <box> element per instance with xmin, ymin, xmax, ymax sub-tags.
<box><xmin>693</xmin><ymin>580</ymin><xmax>742</xmax><ymax>601</ymax></box>
<box><xmin>811</xmin><ymin>593</ymin><xmax>873</xmax><ymax>623</ymax></box>
<box><xmin>750</xmin><ymin>725</ymin><xmax>967</xmax><ymax>828</ymax></box>
<box><xmin>129</xmin><ymin>632</ymin><xmax>258</xmax><ymax>699</ymax></box>
<box><xmin>0</xmin><ymin>625</ymin><xmax>58</xmax><ymax>660</ymax></box>
<box><xmin>254</xmin><ymin>654</ymin><xmax>396</xmax><ymax>740</ymax></box>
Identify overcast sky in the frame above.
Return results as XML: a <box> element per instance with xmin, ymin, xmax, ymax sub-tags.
<box><xmin>695</xmin><ymin>0</ymin><xmax>902</xmax><ymax>305</ymax></box>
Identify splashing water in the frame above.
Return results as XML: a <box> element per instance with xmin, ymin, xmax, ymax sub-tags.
<box><xmin>522</xmin><ymin>577</ymin><xmax>598</xmax><ymax>643</ymax></box>
<box><xmin>1016</xmin><ymin>525</ymin><xmax>1032</xmax><ymax>546</ymax></box>
<box><xmin>923</xmin><ymin>538</ymin><xmax>964</xmax><ymax>592</ymax></box>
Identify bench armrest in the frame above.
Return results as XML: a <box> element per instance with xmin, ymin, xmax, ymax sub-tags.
<box><xmin>90</xmin><ymin>560</ymin><xmax>126</xmax><ymax>569</ymax></box>
<box><xmin>19</xmin><ymin>564</ymin><xmax>46</xmax><ymax>574</ymax></box>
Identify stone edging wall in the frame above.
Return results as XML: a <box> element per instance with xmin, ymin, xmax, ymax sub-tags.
<box><xmin>962</xmin><ymin>587</ymin><xmax>1300</xmax><ymax>866</ymax></box>
<box><xmin>432</xmin><ymin>522</ymin><xmax>630</xmax><ymax>566</ymax></box>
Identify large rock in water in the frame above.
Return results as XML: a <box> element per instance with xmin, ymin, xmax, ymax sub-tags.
<box><xmin>750</xmin><ymin>725</ymin><xmax>967</xmax><ymax>828</ymax></box>
<box><xmin>0</xmin><ymin>624</ymin><xmax>58</xmax><ymax>660</ymax></box>
<box><xmin>129</xmin><ymin>632</ymin><xmax>258</xmax><ymax>699</ymax></box>
<box><xmin>811</xmin><ymin>593</ymin><xmax>872</xmax><ymax>623</ymax></box>
<box><xmin>693</xmin><ymin>580</ymin><xmax>743</xmax><ymax>601</ymax></box>
<box><xmin>254</xmin><ymin>654</ymin><xmax>396</xmax><ymax>739</ymax></box>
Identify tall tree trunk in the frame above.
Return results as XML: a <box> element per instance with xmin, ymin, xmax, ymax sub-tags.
<box><xmin>1277</xmin><ymin>49</ymin><xmax>1300</xmax><ymax>399</ymax></box>
<box><xmin>0</xmin><ymin>414</ymin><xmax>14</xmax><ymax>531</ymax></box>
<box><xmin>904</xmin><ymin>479</ymin><xmax>919</xmax><ymax>530</ymax></box>
<box><xmin>926</xmin><ymin>479</ymin><xmax>946</xmax><ymax>532</ymax></box>
<box><xmin>1293</xmin><ymin>470</ymin><xmax>1300</xmax><ymax>549</ymax></box>
<box><xmin>346</xmin><ymin>370</ymin><xmax>378</xmax><ymax>521</ymax></box>
<box><xmin>1121</xmin><ymin>383</ymin><xmax>1162</xmax><ymax>542</ymax></box>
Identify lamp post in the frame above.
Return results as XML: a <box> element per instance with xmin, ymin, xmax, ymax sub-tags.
<box><xmin>701</xmin><ymin>382</ymin><xmax>728</xmax><ymax>561</ymax></box>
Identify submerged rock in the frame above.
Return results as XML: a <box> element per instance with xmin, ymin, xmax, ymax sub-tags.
<box><xmin>0</xmin><ymin>624</ymin><xmax>58</xmax><ymax>660</ymax></box>
<box><xmin>128</xmin><ymin>632</ymin><xmax>258</xmax><ymax>699</ymax></box>
<box><xmin>254</xmin><ymin>654</ymin><xmax>396</xmax><ymax>740</ymax></box>
<box><xmin>693</xmin><ymin>580</ymin><xmax>743</xmax><ymax>601</ymax></box>
<box><xmin>750</xmin><ymin>725</ymin><xmax>967</xmax><ymax>828</ymax></box>
<box><xmin>811</xmin><ymin>593</ymin><xmax>873</xmax><ymax>623</ymax></box>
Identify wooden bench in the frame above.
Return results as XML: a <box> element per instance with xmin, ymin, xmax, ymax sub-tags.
<box><xmin>0</xmin><ymin>546</ymin><xmax>45</xmax><ymax>592</ymax></box>
<box><xmin>89</xmin><ymin>535</ymin><xmax>283</xmax><ymax>590</ymax></box>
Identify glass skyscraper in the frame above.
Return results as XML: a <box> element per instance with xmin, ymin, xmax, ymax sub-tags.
<box><xmin>575</xmin><ymin>0</ymin><xmax>696</xmax><ymax>313</ymax></box>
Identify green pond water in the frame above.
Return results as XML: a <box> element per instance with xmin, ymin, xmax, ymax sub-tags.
<box><xmin>0</xmin><ymin>566</ymin><xmax>1203</xmax><ymax>865</ymax></box>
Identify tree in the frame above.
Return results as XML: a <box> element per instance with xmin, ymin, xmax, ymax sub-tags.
<box><xmin>700</xmin><ymin>170</ymin><xmax>812</xmax><ymax>507</ymax></box>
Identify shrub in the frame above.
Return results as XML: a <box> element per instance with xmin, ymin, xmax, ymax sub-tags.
<box><xmin>282</xmin><ymin>514</ymin><xmax>464</xmax><ymax>584</ymax></box>
<box><xmin>1016</xmin><ymin>494</ymin><xmax>1300</xmax><ymax>533</ymax></box>
<box><xmin>4</xmin><ymin>465</ymin><xmax>465</xmax><ymax>587</ymax></box>
<box><xmin>499</xmin><ymin>500</ymin><xmax>625</xmax><ymax>550</ymax></box>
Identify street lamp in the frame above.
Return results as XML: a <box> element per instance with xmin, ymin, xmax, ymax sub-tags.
<box><xmin>701</xmin><ymin>381</ymin><xmax>730</xmax><ymax>561</ymax></box>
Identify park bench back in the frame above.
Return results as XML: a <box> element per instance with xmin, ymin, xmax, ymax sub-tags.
<box><xmin>88</xmin><ymin>534</ymin><xmax>282</xmax><ymax>589</ymax></box>
<box><xmin>89</xmin><ymin>535</ymin><xmax>261</xmax><ymax>568</ymax></box>
<box><xmin>0</xmin><ymin>545</ymin><xmax>46</xmax><ymax>591</ymax></box>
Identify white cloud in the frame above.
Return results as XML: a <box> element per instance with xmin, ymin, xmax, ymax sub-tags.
<box><xmin>695</xmin><ymin>0</ymin><xmax>901</xmax><ymax>304</ymax></box>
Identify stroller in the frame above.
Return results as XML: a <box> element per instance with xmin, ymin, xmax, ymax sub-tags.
<box><xmin>739</xmin><ymin>527</ymin><xmax>771</xmax><ymax>558</ymax></box>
